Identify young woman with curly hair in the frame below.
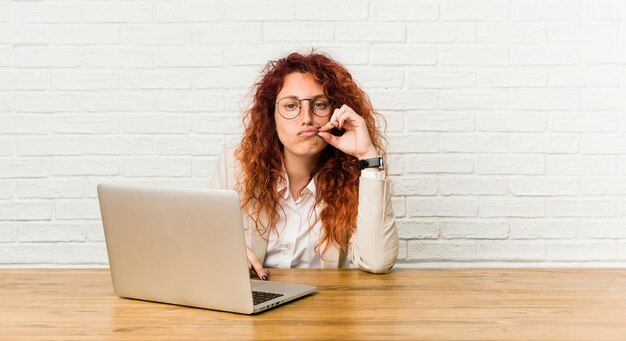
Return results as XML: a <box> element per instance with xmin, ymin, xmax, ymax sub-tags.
<box><xmin>210</xmin><ymin>51</ymin><xmax>398</xmax><ymax>279</ymax></box>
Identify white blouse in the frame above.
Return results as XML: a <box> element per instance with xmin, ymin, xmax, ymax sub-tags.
<box><xmin>263</xmin><ymin>170</ymin><xmax>385</xmax><ymax>269</ymax></box>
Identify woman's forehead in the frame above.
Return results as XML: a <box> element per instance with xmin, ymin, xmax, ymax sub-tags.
<box><xmin>277</xmin><ymin>72</ymin><xmax>324</xmax><ymax>97</ymax></box>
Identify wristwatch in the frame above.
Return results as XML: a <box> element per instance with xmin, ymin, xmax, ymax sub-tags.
<box><xmin>356</xmin><ymin>155</ymin><xmax>384</xmax><ymax>171</ymax></box>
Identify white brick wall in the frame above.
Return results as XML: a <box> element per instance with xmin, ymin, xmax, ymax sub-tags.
<box><xmin>1</xmin><ymin>0</ymin><xmax>625</xmax><ymax>268</ymax></box>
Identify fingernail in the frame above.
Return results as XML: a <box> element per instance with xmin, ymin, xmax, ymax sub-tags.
<box><xmin>261</xmin><ymin>275</ymin><xmax>268</xmax><ymax>281</ymax></box>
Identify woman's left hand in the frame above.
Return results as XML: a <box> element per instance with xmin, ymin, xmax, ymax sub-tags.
<box><xmin>317</xmin><ymin>104</ymin><xmax>378</xmax><ymax>160</ymax></box>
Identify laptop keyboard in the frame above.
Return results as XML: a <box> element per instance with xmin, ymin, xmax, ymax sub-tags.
<box><xmin>252</xmin><ymin>290</ymin><xmax>284</xmax><ymax>305</ymax></box>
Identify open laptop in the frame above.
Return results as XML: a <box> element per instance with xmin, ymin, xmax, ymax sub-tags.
<box><xmin>97</xmin><ymin>184</ymin><xmax>316</xmax><ymax>314</ymax></box>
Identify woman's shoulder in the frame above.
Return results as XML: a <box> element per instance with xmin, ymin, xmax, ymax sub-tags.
<box><xmin>212</xmin><ymin>144</ymin><xmax>242</xmax><ymax>190</ymax></box>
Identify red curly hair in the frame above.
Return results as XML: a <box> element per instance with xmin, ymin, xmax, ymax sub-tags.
<box><xmin>235</xmin><ymin>51</ymin><xmax>387</xmax><ymax>258</ymax></box>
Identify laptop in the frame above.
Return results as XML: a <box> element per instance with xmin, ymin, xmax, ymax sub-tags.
<box><xmin>97</xmin><ymin>183</ymin><xmax>316</xmax><ymax>314</ymax></box>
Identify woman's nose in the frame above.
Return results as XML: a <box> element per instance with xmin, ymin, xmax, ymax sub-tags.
<box><xmin>300</xmin><ymin>103</ymin><xmax>313</xmax><ymax>124</ymax></box>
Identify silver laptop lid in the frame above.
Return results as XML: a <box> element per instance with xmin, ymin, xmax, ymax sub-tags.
<box><xmin>97</xmin><ymin>184</ymin><xmax>255</xmax><ymax>314</ymax></box>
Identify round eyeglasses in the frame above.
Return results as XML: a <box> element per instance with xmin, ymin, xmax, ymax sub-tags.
<box><xmin>275</xmin><ymin>95</ymin><xmax>334</xmax><ymax>120</ymax></box>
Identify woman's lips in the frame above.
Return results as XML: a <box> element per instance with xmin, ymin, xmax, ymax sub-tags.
<box><xmin>298</xmin><ymin>129</ymin><xmax>319</xmax><ymax>137</ymax></box>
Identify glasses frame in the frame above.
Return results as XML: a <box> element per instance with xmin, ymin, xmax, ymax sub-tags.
<box><xmin>275</xmin><ymin>95</ymin><xmax>335</xmax><ymax>120</ymax></box>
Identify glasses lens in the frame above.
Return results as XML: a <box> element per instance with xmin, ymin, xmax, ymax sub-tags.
<box><xmin>311</xmin><ymin>96</ymin><xmax>333</xmax><ymax>117</ymax></box>
<box><xmin>277</xmin><ymin>97</ymin><xmax>300</xmax><ymax>119</ymax></box>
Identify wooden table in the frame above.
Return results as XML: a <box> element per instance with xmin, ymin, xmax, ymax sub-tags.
<box><xmin>1</xmin><ymin>268</ymin><xmax>626</xmax><ymax>340</ymax></box>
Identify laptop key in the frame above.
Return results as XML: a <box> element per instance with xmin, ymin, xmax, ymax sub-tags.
<box><xmin>252</xmin><ymin>290</ymin><xmax>284</xmax><ymax>305</ymax></box>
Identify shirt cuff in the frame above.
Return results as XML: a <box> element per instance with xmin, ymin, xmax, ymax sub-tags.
<box><xmin>360</xmin><ymin>170</ymin><xmax>386</xmax><ymax>180</ymax></box>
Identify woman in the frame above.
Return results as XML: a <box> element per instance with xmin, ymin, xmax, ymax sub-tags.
<box><xmin>210</xmin><ymin>51</ymin><xmax>398</xmax><ymax>279</ymax></box>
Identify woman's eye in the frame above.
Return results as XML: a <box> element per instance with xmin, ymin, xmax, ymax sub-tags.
<box><xmin>285</xmin><ymin>103</ymin><xmax>298</xmax><ymax>110</ymax></box>
<box><xmin>313</xmin><ymin>102</ymin><xmax>327</xmax><ymax>109</ymax></box>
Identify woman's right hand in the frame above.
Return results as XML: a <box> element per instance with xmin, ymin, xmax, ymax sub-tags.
<box><xmin>246</xmin><ymin>246</ymin><xmax>270</xmax><ymax>281</ymax></box>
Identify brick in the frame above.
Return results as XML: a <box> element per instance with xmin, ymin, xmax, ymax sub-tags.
<box><xmin>440</xmin><ymin>133</ymin><xmax>508</xmax><ymax>153</ymax></box>
<box><xmin>387</xmin><ymin>134</ymin><xmax>438</xmax><ymax>153</ymax></box>
<box><xmin>510</xmin><ymin>177</ymin><xmax>578</xmax><ymax>196</ymax></box>
<box><xmin>549</xmin><ymin>199</ymin><xmax>616</xmax><ymax>217</ymax></box>
<box><xmin>547</xmin><ymin>156</ymin><xmax>615</xmax><ymax>176</ymax></box>
<box><xmin>121</xmin><ymin>25</ymin><xmax>189</xmax><ymax>45</ymax></box>
<box><xmin>155</xmin><ymin>1</ymin><xmax>222</xmax><ymax>22</ymax></box>
<box><xmin>264</xmin><ymin>23</ymin><xmax>333</xmax><ymax>42</ymax></box>
<box><xmin>581</xmin><ymin>134</ymin><xmax>626</xmax><ymax>154</ymax></box>
<box><xmin>477</xmin><ymin>113</ymin><xmax>545</xmax><ymax>132</ymax></box>
<box><xmin>566</xmin><ymin>65</ymin><xmax>619</xmax><ymax>88</ymax></box>
<box><xmin>371</xmin><ymin>0</ymin><xmax>438</xmax><ymax>21</ymax></box>
<box><xmin>122</xmin><ymin>157</ymin><xmax>192</xmax><ymax>177</ymax></box>
<box><xmin>54</xmin><ymin>243</ymin><xmax>108</xmax><ymax>264</ymax></box>
<box><xmin>310</xmin><ymin>45</ymin><xmax>369</xmax><ymax>66</ymax></box>
<box><xmin>476</xmin><ymin>155</ymin><xmax>544</xmax><ymax>175</ymax></box>
<box><xmin>155</xmin><ymin>47</ymin><xmax>222</xmax><ymax>67</ymax></box>
<box><xmin>17</xmin><ymin>136</ymin><xmax>85</xmax><ymax>156</ymax></box>
<box><xmin>548</xmin><ymin>22</ymin><xmax>618</xmax><ymax>43</ymax></box>
<box><xmin>0</xmin><ymin>46</ymin><xmax>10</xmax><ymax>66</ymax></box>
<box><xmin>0</xmin><ymin>2</ymin><xmax>10</xmax><ymax>22</ymax></box>
<box><xmin>407</xmin><ymin>197</ymin><xmax>478</xmax><ymax>217</ymax></box>
<box><xmin>84</xmin><ymin>93</ymin><xmax>154</xmax><ymax>112</ymax></box>
<box><xmin>191</xmin><ymin>23</ymin><xmax>262</xmax><ymax>43</ymax></box>
<box><xmin>52</xmin><ymin>72</ymin><xmax>119</xmax><ymax>91</ymax></box>
<box><xmin>441</xmin><ymin>0</ymin><xmax>509</xmax><ymax>21</ymax></box>
<box><xmin>350</xmin><ymin>67</ymin><xmax>404</xmax><ymax>89</ymax></box>
<box><xmin>581</xmin><ymin>43</ymin><xmax>626</xmax><ymax>64</ymax></box>
<box><xmin>406</xmin><ymin>112</ymin><xmax>474</xmax><ymax>132</ymax></box>
<box><xmin>122</xmin><ymin>115</ymin><xmax>192</xmax><ymax>134</ymax></box>
<box><xmin>580</xmin><ymin>178</ymin><xmax>626</xmax><ymax>195</ymax></box>
<box><xmin>581</xmin><ymin>90</ymin><xmax>626</xmax><ymax>110</ymax></box>
<box><xmin>0</xmin><ymin>24</ymin><xmax>49</xmax><ymax>44</ymax></box>
<box><xmin>14</xmin><ymin>47</ymin><xmax>81</xmax><ymax>67</ymax></box>
<box><xmin>53</xmin><ymin>114</ymin><xmax>119</xmax><ymax>134</ymax></box>
<box><xmin>194</xmin><ymin>115</ymin><xmax>243</xmax><ymax>134</ymax></box>
<box><xmin>440</xmin><ymin>220</ymin><xmax>508</xmax><ymax>239</ymax></box>
<box><xmin>154</xmin><ymin>91</ymin><xmax>225</xmax><ymax>112</ymax></box>
<box><xmin>225</xmin><ymin>1</ymin><xmax>295</xmax><ymax>21</ymax></box>
<box><xmin>509</xmin><ymin>219</ymin><xmax>578</xmax><ymax>239</ymax></box>
<box><xmin>192</xmin><ymin>156</ymin><xmax>216</xmax><ymax>177</ymax></box>
<box><xmin>17</xmin><ymin>179</ymin><xmax>83</xmax><ymax>199</ymax></box>
<box><xmin>85</xmin><ymin>136</ymin><xmax>154</xmax><ymax>155</ymax></box>
<box><xmin>511</xmin><ymin>90</ymin><xmax>579</xmax><ymax>110</ymax></box>
<box><xmin>0</xmin><ymin>71</ymin><xmax>48</xmax><ymax>90</ymax></box>
<box><xmin>18</xmin><ymin>222</ymin><xmax>86</xmax><ymax>242</ymax></box>
<box><xmin>392</xmin><ymin>177</ymin><xmax>438</xmax><ymax>196</ymax></box>
<box><xmin>336</xmin><ymin>23</ymin><xmax>405</xmax><ymax>42</ymax></box>
<box><xmin>0</xmin><ymin>115</ymin><xmax>49</xmax><ymax>135</ymax></box>
<box><xmin>620</xmin><ymin>157</ymin><xmax>626</xmax><ymax>175</ymax></box>
<box><xmin>122</xmin><ymin>70</ymin><xmax>192</xmax><ymax>90</ymax></box>
<box><xmin>478</xmin><ymin>69</ymin><xmax>547</xmax><ymax>87</ymax></box>
<box><xmin>408</xmin><ymin>241</ymin><xmax>476</xmax><ymax>261</ymax></box>
<box><xmin>0</xmin><ymin>245</ymin><xmax>55</xmax><ymax>264</ymax></box>
<box><xmin>440</xmin><ymin>176</ymin><xmax>508</xmax><ymax>195</ymax></box>
<box><xmin>440</xmin><ymin>90</ymin><xmax>509</xmax><ymax>110</ymax></box>
<box><xmin>371</xmin><ymin>44</ymin><xmax>437</xmax><ymax>66</ymax></box>
<box><xmin>86</xmin><ymin>222</ymin><xmax>105</xmax><ymax>242</ymax></box>
<box><xmin>406</xmin><ymin>155</ymin><xmax>474</xmax><ymax>174</ymax></box>
<box><xmin>0</xmin><ymin>94</ymin><xmax>10</xmax><ymax>112</ymax></box>
<box><xmin>386</xmin><ymin>155</ymin><xmax>404</xmax><ymax>176</ymax></box>
<box><xmin>396</xmin><ymin>219</ymin><xmax>439</xmax><ymax>239</ymax></box>
<box><xmin>408</xmin><ymin>69</ymin><xmax>475</xmax><ymax>88</ymax></box>
<box><xmin>52</xmin><ymin>157</ymin><xmax>119</xmax><ymax>176</ymax></box>
<box><xmin>55</xmin><ymin>199</ymin><xmax>101</xmax><ymax>220</ymax></box>
<box><xmin>480</xmin><ymin>198</ymin><xmax>545</xmax><ymax>217</ymax></box>
<box><xmin>15</xmin><ymin>93</ymin><xmax>82</xmax><ymax>113</ymax></box>
<box><xmin>0</xmin><ymin>180</ymin><xmax>16</xmax><ymax>199</ymax></box>
<box><xmin>0</xmin><ymin>223</ymin><xmax>16</xmax><ymax>242</ymax></box>
<box><xmin>368</xmin><ymin>90</ymin><xmax>437</xmax><ymax>110</ymax></box>
<box><xmin>511</xmin><ymin>0</ymin><xmax>581</xmax><ymax>21</ymax></box>
<box><xmin>382</xmin><ymin>111</ymin><xmax>404</xmax><ymax>133</ymax></box>
<box><xmin>581</xmin><ymin>221</ymin><xmax>626</xmax><ymax>238</ymax></box>
<box><xmin>509</xmin><ymin>133</ymin><xmax>578</xmax><ymax>153</ymax></box>
<box><xmin>547</xmin><ymin>241</ymin><xmax>617</xmax><ymax>261</ymax></box>
<box><xmin>192</xmin><ymin>67</ymin><xmax>259</xmax><ymax>89</ymax></box>
<box><xmin>83</xmin><ymin>49</ymin><xmax>153</xmax><ymax>68</ymax></box>
<box><xmin>12</xmin><ymin>3</ymin><xmax>81</xmax><ymax>23</ymax></box>
<box><xmin>83</xmin><ymin>3</ymin><xmax>152</xmax><ymax>23</ymax></box>
<box><xmin>156</xmin><ymin>136</ymin><xmax>225</xmax><ymax>156</ymax></box>
<box><xmin>582</xmin><ymin>0</ymin><xmax>626</xmax><ymax>20</ymax></box>
<box><xmin>0</xmin><ymin>201</ymin><xmax>52</xmax><ymax>220</ymax></box>
<box><xmin>550</xmin><ymin>114</ymin><xmax>616</xmax><ymax>132</ymax></box>
<box><xmin>52</xmin><ymin>24</ymin><xmax>118</xmax><ymax>44</ymax></box>
<box><xmin>297</xmin><ymin>0</ymin><xmax>367</xmax><ymax>20</ymax></box>
<box><xmin>476</xmin><ymin>241</ymin><xmax>545</xmax><ymax>261</ymax></box>
<box><xmin>391</xmin><ymin>197</ymin><xmax>405</xmax><ymax>218</ymax></box>
<box><xmin>407</xmin><ymin>23</ymin><xmax>474</xmax><ymax>42</ymax></box>
<box><xmin>479</xmin><ymin>22</ymin><xmax>547</xmax><ymax>42</ymax></box>
<box><xmin>440</xmin><ymin>47</ymin><xmax>509</xmax><ymax>66</ymax></box>
<box><xmin>0</xmin><ymin>159</ymin><xmax>49</xmax><ymax>178</ymax></box>
<box><xmin>513</xmin><ymin>47</ymin><xmax>578</xmax><ymax>66</ymax></box>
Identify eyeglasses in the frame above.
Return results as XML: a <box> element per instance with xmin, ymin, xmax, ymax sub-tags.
<box><xmin>275</xmin><ymin>95</ymin><xmax>334</xmax><ymax>120</ymax></box>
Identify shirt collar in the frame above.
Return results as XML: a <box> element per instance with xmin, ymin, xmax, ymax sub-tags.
<box><xmin>277</xmin><ymin>169</ymin><xmax>317</xmax><ymax>200</ymax></box>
